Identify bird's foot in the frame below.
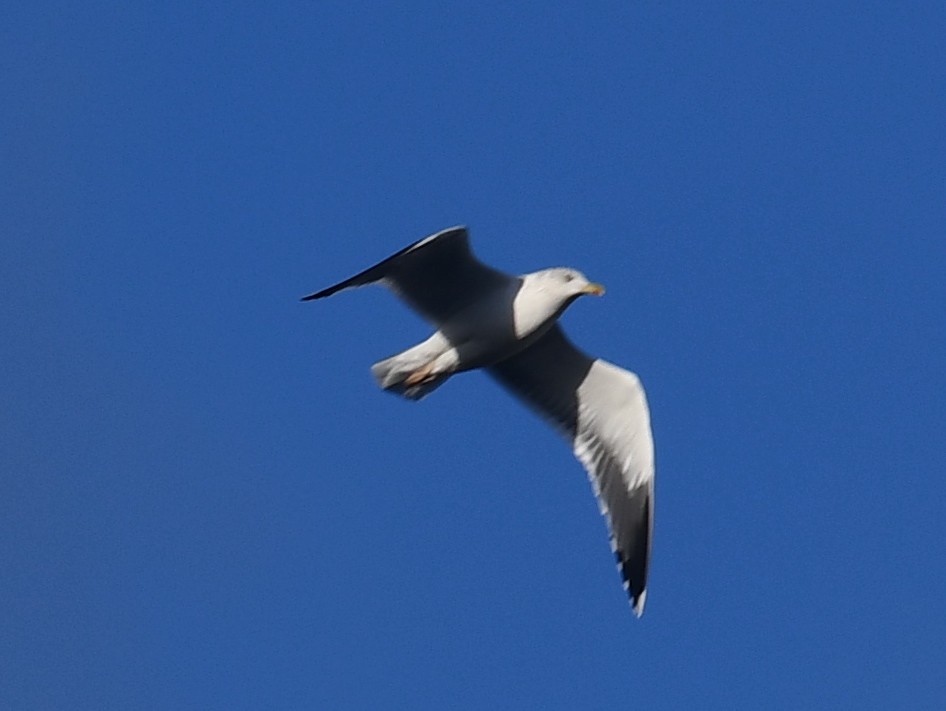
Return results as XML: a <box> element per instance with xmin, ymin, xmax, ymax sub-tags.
<box><xmin>404</xmin><ymin>361</ymin><xmax>437</xmax><ymax>387</ymax></box>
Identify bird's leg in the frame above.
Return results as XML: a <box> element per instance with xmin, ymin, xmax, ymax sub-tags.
<box><xmin>403</xmin><ymin>346</ymin><xmax>462</xmax><ymax>387</ymax></box>
<box><xmin>404</xmin><ymin>360</ymin><xmax>437</xmax><ymax>386</ymax></box>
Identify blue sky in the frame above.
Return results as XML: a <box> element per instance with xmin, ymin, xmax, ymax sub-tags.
<box><xmin>3</xmin><ymin>2</ymin><xmax>945</xmax><ymax>708</ymax></box>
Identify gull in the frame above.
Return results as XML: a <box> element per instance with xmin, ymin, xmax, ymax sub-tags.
<box><xmin>302</xmin><ymin>226</ymin><xmax>655</xmax><ymax>615</ymax></box>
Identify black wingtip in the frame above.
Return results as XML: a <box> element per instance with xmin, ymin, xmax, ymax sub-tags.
<box><xmin>300</xmin><ymin>286</ymin><xmax>334</xmax><ymax>302</ymax></box>
<box><xmin>615</xmin><ymin>549</ymin><xmax>648</xmax><ymax>617</ymax></box>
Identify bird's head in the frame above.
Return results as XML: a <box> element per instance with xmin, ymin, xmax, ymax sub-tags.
<box><xmin>534</xmin><ymin>267</ymin><xmax>606</xmax><ymax>301</ymax></box>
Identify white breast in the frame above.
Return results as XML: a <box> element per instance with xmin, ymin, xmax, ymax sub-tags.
<box><xmin>512</xmin><ymin>275</ymin><xmax>569</xmax><ymax>340</ymax></box>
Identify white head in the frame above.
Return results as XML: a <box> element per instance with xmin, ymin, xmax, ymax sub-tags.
<box><xmin>511</xmin><ymin>268</ymin><xmax>605</xmax><ymax>340</ymax></box>
<box><xmin>527</xmin><ymin>267</ymin><xmax>606</xmax><ymax>301</ymax></box>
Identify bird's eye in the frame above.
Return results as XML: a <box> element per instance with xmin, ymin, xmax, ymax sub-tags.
<box><xmin>565</xmin><ymin>273</ymin><xmax>574</xmax><ymax>282</ymax></box>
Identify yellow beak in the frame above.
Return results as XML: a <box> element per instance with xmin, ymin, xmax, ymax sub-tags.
<box><xmin>582</xmin><ymin>282</ymin><xmax>606</xmax><ymax>296</ymax></box>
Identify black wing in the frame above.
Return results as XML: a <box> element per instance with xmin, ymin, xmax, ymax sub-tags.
<box><xmin>302</xmin><ymin>226</ymin><xmax>510</xmax><ymax>325</ymax></box>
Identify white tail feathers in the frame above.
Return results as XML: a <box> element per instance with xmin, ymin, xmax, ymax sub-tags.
<box><xmin>370</xmin><ymin>337</ymin><xmax>455</xmax><ymax>401</ymax></box>
<box><xmin>370</xmin><ymin>356</ymin><xmax>447</xmax><ymax>400</ymax></box>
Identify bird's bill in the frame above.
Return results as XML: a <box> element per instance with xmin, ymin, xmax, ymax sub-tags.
<box><xmin>583</xmin><ymin>282</ymin><xmax>606</xmax><ymax>296</ymax></box>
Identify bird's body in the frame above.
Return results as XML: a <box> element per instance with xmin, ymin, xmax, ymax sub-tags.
<box><xmin>303</xmin><ymin>226</ymin><xmax>655</xmax><ymax>615</ymax></box>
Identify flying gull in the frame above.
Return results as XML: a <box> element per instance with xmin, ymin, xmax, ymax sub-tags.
<box><xmin>302</xmin><ymin>226</ymin><xmax>655</xmax><ymax>616</ymax></box>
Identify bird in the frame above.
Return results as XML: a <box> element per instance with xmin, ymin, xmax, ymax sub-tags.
<box><xmin>302</xmin><ymin>226</ymin><xmax>655</xmax><ymax>616</ymax></box>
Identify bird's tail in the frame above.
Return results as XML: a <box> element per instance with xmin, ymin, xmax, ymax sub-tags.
<box><xmin>371</xmin><ymin>344</ymin><xmax>450</xmax><ymax>401</ymax></box>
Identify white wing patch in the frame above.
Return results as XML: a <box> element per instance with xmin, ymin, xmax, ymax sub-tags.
<box><xmin>573</xmin><ymin>360</ymin><xmax>654</xmax><ymax>616</ymax></box>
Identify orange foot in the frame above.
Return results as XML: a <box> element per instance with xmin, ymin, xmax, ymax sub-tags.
<box><xmin>404</xmin><ymin>361</ymin><xmax>436</xmax><ymax>387</ymax></box>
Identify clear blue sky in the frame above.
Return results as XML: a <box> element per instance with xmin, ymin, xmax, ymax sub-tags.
<box><xmin>3</xmin><ymin>3</ymin><xmax>945</xmax><ymax>708</ymax></box>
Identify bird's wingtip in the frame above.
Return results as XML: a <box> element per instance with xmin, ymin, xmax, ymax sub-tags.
<box><xmin>632</xmin><ymin>590</ymin><xmax>647</xmax><ymax>618</ymax></box>
<box><xmin>300</xmin><ymin>287</ymin><xmax>333</xmax><ymax>302</ymax></box>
